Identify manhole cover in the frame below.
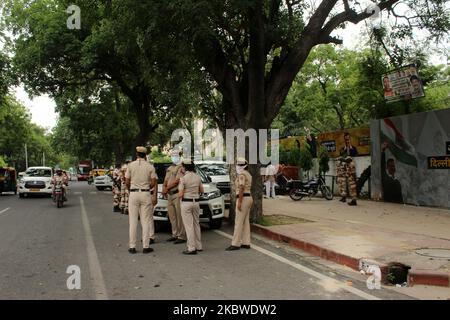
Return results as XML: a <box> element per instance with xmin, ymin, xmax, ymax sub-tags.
<box><xmin>415</xmin><ymin>248</ymin><xmax>450</xmax><ymax>259</ymax></box>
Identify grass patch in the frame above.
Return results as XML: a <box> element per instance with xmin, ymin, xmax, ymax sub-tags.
<box><xmin>257</xmin><ymin>215</ymin><xmax>313</xmax><ymax>226</ymax></box>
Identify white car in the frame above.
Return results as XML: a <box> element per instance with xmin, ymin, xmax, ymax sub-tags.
<box><xmin>195</xmin><ymin>160</ymin><xmax>231</xmax><ymax>206</ymax></box>
<box><xmin>94</xmin><ymin>173</ymin><xmax>113</xmax><ymax>191</ymax></box>
<box><xmin>153</xmin><ymin>163</ymin><xmax>225</xmax><ymax>230</ymax></box>
<box><xmin>18</xmin><ymin>166</ymin><xmax>54</xmax><ymax>198</ymax></box>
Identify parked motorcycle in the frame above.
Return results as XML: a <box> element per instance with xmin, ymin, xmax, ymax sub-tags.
<box><xmin>286</xmin><ymin>175</ymin><xmax>333</xmax><ymax>201</ymax></box>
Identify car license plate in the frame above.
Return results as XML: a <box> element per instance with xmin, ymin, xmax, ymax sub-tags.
<box><xmin>30</xmin><ymin>188</ymin><xmax>40</xmax><ymax>192</ymax></box>
<box><xmin>199</xmin><ymin>209</ymin><xmax>203</xmax><ymax>216</ymax></box>
<box><xmin>224</xmin><ymin>194</ymin><xmax>231</xmax><ymax>201</ymax></box>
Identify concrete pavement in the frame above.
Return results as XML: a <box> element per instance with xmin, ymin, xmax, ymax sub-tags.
<box><xmin>256</xmin><ymin>196</ymin><xmax>450</xmax><ymax>290</ymax></box>
<box><xmin>0</xmin><ymin>182</ymin><xmax>412</xmax><ymax>300</ymax></box>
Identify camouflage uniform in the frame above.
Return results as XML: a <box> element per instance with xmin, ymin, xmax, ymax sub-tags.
<box><xmin>119</xmin><ymin>167</ymin><xmax>129</xmax><ymax>215</ymax></box>
<box><xmin>337</xmin><ymin>155</ymin><xmax>358</xmax><ymax>206</ymax></box>
<box><xmin>112</xmin><ymin>168</ymin><xmax>121</xmax><ymax>212</ymax></box>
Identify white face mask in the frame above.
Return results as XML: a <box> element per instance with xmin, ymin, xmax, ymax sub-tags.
<box><xmin>236</xmin><ymin>166</ymin><xmax>245</xmax><ymax>174</ymax></box>
<box><xmin>171</xmin><ymin>156</ymin><xmax>180</xmax><ymax>164</ymax></box>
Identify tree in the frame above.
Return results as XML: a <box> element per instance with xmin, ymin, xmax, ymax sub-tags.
<box><xmin>161</xmin><ymin>0</ymin><xmax>448</xmax><ymax>222</ymax></box>
<box><xmin>1</xmin><ymin>0</ymin><xmax>203</xmax><ymax>147</ymax></box>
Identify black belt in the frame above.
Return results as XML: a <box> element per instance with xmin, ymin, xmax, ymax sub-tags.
<box><xmin>168</xmin><ymin>189</ymin><xmax>179</xmax><ymax>195</ymax></box>
<box><xmin>236</xmin><ymin>193</ymin><xmax>251</xmax><ymax>197</ymax></box>
<box><xmin>182</xmin><ymin>198</ymin><xmax>200</xmax><ymax>202</ymax></box>
<box><xmin>130</xmin><ymin>189</ymin><xmax>151</xmax><ymax>192</ymax></box>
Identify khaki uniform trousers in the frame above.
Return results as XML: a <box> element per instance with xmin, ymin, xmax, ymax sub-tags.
<box><xmin>128</xmin><ymin>192</ymin><xmax>154</xmax><ymax>248</ymax></box>
<box><xmin>231</xmin><ymin>196</ymin><xmax>253</xmax><ymax>247</ymax></box>
<box><xmin>167</xmin><ymin>193</ymin><xmax>186</xmax><ymax>239</ymax></box>
<box><xmin>180</xmin><ymin>201</ymin><xmax>202</xmax><ymax>252</ymax></box>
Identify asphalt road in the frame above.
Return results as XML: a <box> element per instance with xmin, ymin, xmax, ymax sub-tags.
<box><xmin>0</xmin><ymin>182</ymin><xmax>412</xmax><ymax>300</ymax></box>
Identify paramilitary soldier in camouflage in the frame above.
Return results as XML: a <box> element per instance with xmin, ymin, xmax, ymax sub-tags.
<box><xmin>337</xmin><ymin>132</ymin><xmax>358</xmax><ymax>206</ymax></box>
<box><xmin>112</xmin><ymin>164</ymin><xmax>121</xmax><ymax>212</ymax></box>
<box><xmin>337</xmin><ymin>155</ymin><xmax>358</xmax><ymax>206</ymax></box>
<box><xmin>119</xmin><ymin>164</ymin><xmax>129</xmax><ymax>215</ymax></box>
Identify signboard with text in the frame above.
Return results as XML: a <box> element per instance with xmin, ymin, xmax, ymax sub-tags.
<box><xmin>382</xmin><ymin>65</ymin><xmax>425</xmax><ymax>103</ymax></box>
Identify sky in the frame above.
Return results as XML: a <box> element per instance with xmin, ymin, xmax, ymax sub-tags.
<box><xmin>7</xmin><ymin>8</ymin><xmax>449</xmax><ymax>131</ymax></box>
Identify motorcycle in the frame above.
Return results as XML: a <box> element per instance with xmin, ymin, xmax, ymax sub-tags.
<box><xmin>53</xmin><ymin>182</ymin><xmax>66</xmax><ymax>208</ymax></box>
<box><xmin>286</xmin><ymin>175</ymin><xmax>333</xmax><ymax>201</ymax></box>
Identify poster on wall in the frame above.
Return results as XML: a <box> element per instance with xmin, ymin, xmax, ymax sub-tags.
<box><xmin>317</xmin><ymin>127</ymin><xmax>371</xmax><ymax>158</ymax></box>
<box><xmin>382</xmin><ymin>64</ymin><xmax>425</xmax><ymax>103</ymax></box>
<box><xmin>371</xmin><ymin>108</ymin><xmax>450</xmax><ymax>209</ymax></box>
<box><xmin>279</xmin><ymin>127</ymin><xmax>370</xmax><ymax>158</ymax></box>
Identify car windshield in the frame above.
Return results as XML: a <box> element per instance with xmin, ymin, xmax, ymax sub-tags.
<box><xmin>197</xmin><ymin>163</ymin><xmax>229</xmax><ymax>176</ymax></box>
<box><xmin>25</xmin><ymin>168</ymin><xmax>52</xmax><ymax>177</ymax></box>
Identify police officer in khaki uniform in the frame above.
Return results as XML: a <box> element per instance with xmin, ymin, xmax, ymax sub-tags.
<box><xmin>125</xmin><ymin>146</ymin><xmax>158</xmax><ymax>254</ymax></box>
<box><xmin>163</xmin><ymin>150</ymin><xmax>186</xmax><ymax>244</ymax></box>
<box><xmin>226</xmin><ymin>157</ymin><xmax>253</xmax><ymax>251</ymax></box>
<box><xmin>178</xmin><ymin>159</ymin><xmax>204</xmax><ymax>255</ymax></box>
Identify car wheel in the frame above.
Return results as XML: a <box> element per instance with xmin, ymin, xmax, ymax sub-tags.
<box><xmin>209</xmin><ymin>218</ymin><xmax>223</xmax><ymax>229</ymax></box>
<box><xmin>19</xmin><ymin>193</ymin><xmax>24</xmax><ymax>198</ymax></box>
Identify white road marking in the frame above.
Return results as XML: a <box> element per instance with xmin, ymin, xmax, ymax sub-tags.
<box><xmin>214</xmin><ymin>230</ymin><xmax>380</xmax><ymax>300</ymax></box>
<box><xmin>89</xmin><ymin>192</ymin><xmax>98</xmax><ymax>195</ymax></box>
<box><xmin>0</xmin><ymin>207</ymin><xmax>11</xmax><ymax>215</ymax></box>
<box><xmin>79</xmin><ymin>197</ymin><xmax>109</xmax><ymax>300</ymax></box>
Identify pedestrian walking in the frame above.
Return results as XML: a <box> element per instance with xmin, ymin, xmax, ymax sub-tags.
<box><xmin>125</xmin><ymin>146</ymin><xmax>158</xmax><ymax>254</ymax></box>
<box><xmin>264</xmin><ymin>163</ymin><xmax>276</xmax><ymax>198</ymax></box>
<box><xmin>178</xmin><ymin>159</ymin><xmax>204</xmax><ymax>255</ymax></box>
<box><xmin>163</xmin><ymin>149</ymin><xmax>186</xmax><ymax>244</ymax></box>
<box><xmin>226</xmin><ymin>157</ymin><xmax>253</xmax><ymax>251</ymax></box>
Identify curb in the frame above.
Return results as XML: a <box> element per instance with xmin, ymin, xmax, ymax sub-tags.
<box><xmin>249</xmin><ymin>223</ymin><xmax>450</xmax><ymax>288</ymax></box>
<box><xmin>408</xmin><ymin>269</ymin><xmax>450</xmax><ymax>287</ymax></box>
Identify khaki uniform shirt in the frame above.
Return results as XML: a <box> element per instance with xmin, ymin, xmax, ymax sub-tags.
<box><xmin>164</xmin><ymin>164</ymin><xmax>183</xmax><ymax>192</ymax></box>
<box><xmin>179</xmin><ymin>171</ymin><xmax>203</xmax><ymax>199</ymax></box>
<box><xmin>236</xmin><ymin>170</ymin><xmax>252</xmax><ymax>194</ymax></box>
<box><xmin>125</xmin><ymin>158</ymin><xmax>157</xmax><ymax>189</ymax></box>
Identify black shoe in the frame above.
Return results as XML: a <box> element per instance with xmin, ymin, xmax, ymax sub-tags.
<box><xmin>241</xmin><ymin>245</ymin><xmax>251</xmax><ymax>249</ymax></box>
<box><xmin>196</xmin><ymin>249</ymin><xmax>203</xmax><ymax>252</ymax></box>
<box><xmin>143</xmin><ymin>247</ymin><xmax>154</xmax><ymax>254</ymax></box>
<box><xmin>226</xmin><ymin>245</ymin><xmax>240</xmax><ymax>251</ymax></box>
<box><xmin>113</xmin><ymin>206</ymin><xmax>121</xmax><ymax>212</ymax></box>
<box><xmin>174</xmin><ymin>239</ymin><xmax>187</xmax><ymax>244</ymax></box>
<box><xmin>348</xmin><ymin>199</ymin><xmax>357</xmax><ymax>206</ymax></box>
<box><xmin>128</xmin><ymin>248</ymin><xmax>137</xmax><ymax>254</ymax></box>
<box><xmin>183</xmin><ymin>250</ymin><xmax>197</xmax><ymax>255</ymax></box>
<box><xmin>149</xmin><ymin>239</ymin><xmax>155</xmax><ymax>245</ymax></box>
<box><xmin>339</xmin><ymin>197</ymin><xmax>347</xmax><ymax>202</ymax></box>
<box><xmin>166</xmin><ymin>237</ymin><xmax>177</xmax><ymax>242</ymax></box>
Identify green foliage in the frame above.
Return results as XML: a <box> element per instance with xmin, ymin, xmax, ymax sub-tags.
<box><xmin>299</xmin><ymin>143</ymin><xmax>313</xmax><ymax>172</ymax></box>
<box><xmin>149</xmin><ymin>147</ymin><xmax>171</xmax><ymax>164</ymax></box>
<box><xmin>318</xmin><ymin>146</ymin><xmax>330</xmax><ymax>175</ymax></box>
<box><xmin>0</xmin><ymin>155</ymin><xmax>7</xmax><ymax>167</ymax></box>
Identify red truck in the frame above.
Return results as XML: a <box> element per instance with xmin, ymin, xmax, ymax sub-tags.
<box><xmin>76</xmin><ymin>160</ymin><xmax>92</xmax><ymax>181</ymax></box>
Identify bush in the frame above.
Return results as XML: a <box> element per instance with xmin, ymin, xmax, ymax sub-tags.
<box><xmin>318</xmin><ymin>146</ymin><xmax>330</xmax><ymax>175</ymax></box>
<box><xmin>299</xmin><ymin>143</ymin><xmax>313</xmax><ymax>172</ymax></box>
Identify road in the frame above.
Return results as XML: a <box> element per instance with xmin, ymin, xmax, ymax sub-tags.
<box><xmin>0</xmin><ymin>182</ymin><xmax>412</xmax><ymax>300</ymax></box>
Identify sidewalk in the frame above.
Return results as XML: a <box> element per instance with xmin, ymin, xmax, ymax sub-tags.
<box><xmin>249</xmin><ymin>197</ymin><xmax>450</xmax><ymax>288</ymax></box>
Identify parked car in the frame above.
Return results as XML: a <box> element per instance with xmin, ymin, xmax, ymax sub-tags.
<box><xmin>195</xmin><ymin>160</ymin><xmax>231</xmax><ymax>206</ymax></box>
<box><xmin>153</xmin><ymin>163</ymin><xmax>225</xmax><ymax>230</ymax></box>
<box><xmin>94</xmin><ymin>171</ymin><xmax>113</xmax><ymax>190</ymax></box>
<box><xmin>18</xmin><ymin>166</ymin><xmax>54</xmax><ymax>198</ymax></box>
